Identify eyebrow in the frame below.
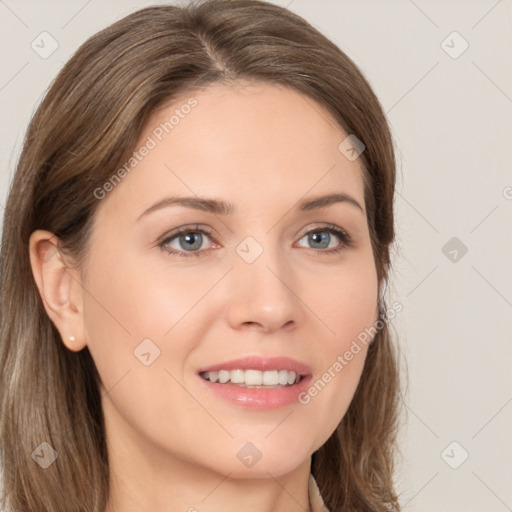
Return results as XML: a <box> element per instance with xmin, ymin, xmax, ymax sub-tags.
<box><xmin>137</xmin><ymin>192</ymin><xmax>364</xmax><ymax>222</ymax></box>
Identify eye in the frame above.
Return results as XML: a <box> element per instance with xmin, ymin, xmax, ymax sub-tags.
<box><xmin>296</xmin><ymin>224</ymin><xmax>353</xmax><ymax>254</ymax></box>
<box><xmin>158</xmin><ymin>223</ymin><xmax>353</xmax><ymax>258</ymax></box>
<box><xmin>158</xmin><ymin>224</ymin><xmax>215</xmax><ymax>258</ymax></box>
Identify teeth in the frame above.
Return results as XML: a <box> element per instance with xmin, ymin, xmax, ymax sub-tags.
<box><xmin>218</xmin><ymin>370</ymin><xmax>230</xmax><ymax>384</ymax></box>
<box><xmin>278</xmin><ymin>369</ymin><xmax>289</xmax><ymax>386</ymax></box>
<box><xmin>263</xmin><ymin>370</ymin><xmax>278</xmax><ymax>385</ymax></box>
<box><xmin>245</xmin><ymin>369</ymin><xmax>262</xmax><ymax>386</ymax></box>
<box><xmin>230</xmin><ymin>369</ymin><xmax>245</xmax><ymax>384</ymax></box>
<box><xmin>201</xmin><ymin>369</ymin><xmax>301</xmax><ymax>387</ymax></box>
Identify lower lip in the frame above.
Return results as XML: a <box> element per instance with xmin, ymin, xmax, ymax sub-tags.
<box><xmin>197</xmin><ymin>374</ymin><xmax>313</xmax><ymax>410</ymax></box>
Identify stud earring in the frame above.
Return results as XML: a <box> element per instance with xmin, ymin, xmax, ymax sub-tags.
<box><xmin>69</xmin><ymin>335</ymin><xmax>75</xmax><ymax>342</ymax></box>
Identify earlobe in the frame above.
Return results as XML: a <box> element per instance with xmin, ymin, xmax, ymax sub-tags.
<box><xmin>28</xmin><ymin>229</ymin><xmax>87</xmax><ymax>352</ymax></box>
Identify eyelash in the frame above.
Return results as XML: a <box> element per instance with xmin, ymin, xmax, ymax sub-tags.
<box><xmin>158</xmin><ymin>223</ymin><xmax>354</xmax><ymax>258</ymax></box>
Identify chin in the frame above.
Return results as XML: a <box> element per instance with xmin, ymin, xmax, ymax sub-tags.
<box><xmin>211</xmin><ymin>439</ymin><xmax>312</xmax><ymax>479</ymax></box>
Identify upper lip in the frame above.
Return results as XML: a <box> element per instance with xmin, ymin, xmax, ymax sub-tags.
<box><xmin>198</xmin><ymin>356</ymin><xmax>311</xmax><ymax>376</ymax></box>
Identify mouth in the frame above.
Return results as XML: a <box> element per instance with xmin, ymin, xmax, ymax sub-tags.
<box><xmin>197</xmin><ymin>355</ymin><xmax>310</xmax><ymax>388</ymax></box>
<box><xmin>199</xmin><ymin>369</ymin><xmax>305</xmax><ymax>388</ymax></box>
<box><xmin>196</xmin><ymin>356</ymin><xmax>312</xmax><ymax>409</ymax></box>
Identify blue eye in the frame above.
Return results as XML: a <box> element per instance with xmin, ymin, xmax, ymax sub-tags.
<box><xmin>297</xmin><ymin>227</ymin><xmax>352</xmax><ymax>251</ymax></box>
<box><xmin>159</xmin><ymin>225</ymin><xmax>213</xmax><ymax>257</ymax></box>
<box><xmin>158</xmin><ymin>224</ymin><xmax>353</xmax><ymax>258</ymax></box>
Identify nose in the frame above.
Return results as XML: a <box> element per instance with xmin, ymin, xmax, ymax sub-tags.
<box><xmin>225</xmin><ymin>245</ymin><xmax>300</xmax><ymax>334</ymax></box>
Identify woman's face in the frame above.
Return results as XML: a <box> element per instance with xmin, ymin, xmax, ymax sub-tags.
<box><xmin>80</xmin><ymin>81</ymin><xmax>379</xmax><ymax>478</ymax></box>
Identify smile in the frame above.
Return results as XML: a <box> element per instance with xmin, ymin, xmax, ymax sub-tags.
<box><xmin>200</xmin><ymin>369</ymin><xmax>302</xmax><ymax>387</ymax></box>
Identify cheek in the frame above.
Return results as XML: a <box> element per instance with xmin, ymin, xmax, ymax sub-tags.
<box><xmin>80</xmin><ymin>252</ymin><xmax>199</xmax><ymax>449</ymax></box>
<box><xmin>82</xmin><ymin>248</ymin><xmax>209</xmax><ymax>349</ymax></box>
<box><xmin>298</xmin><ymin>327</ymin><xmax>371</xmax><ymax>449</ymax></box>
<box><xmin>80</xmin><ymin>248</ymin><xmax>220</xmax><ymax>408</ymax></box>
<box><xmin>298</xmin><ymin>254</ymin><xmax>378</xmax><ymax>437</ymax></box>
<box><xmin>317</xmin><ymin>253</ymin><xmax>379</xmax><ymax>345</ymax></box>
<box><xmin>79</xmin><ymin>250</ymin><xmax>176</xmax><ymax>391</ymax></box>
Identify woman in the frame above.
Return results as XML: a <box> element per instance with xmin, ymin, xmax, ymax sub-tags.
<box><xmin>0</xmin><ymin>1</ymin><xmax>402</xmax><ymax>511</ymax></box>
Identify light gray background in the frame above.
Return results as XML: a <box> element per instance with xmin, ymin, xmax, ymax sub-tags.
<box><xmin>1</xmin><ymin>1</ymin><xmax>511</xmax><ymax>510</ymax></box>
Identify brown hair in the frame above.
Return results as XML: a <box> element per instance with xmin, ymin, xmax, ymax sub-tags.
<box><xmin>0</xmin><ymin>1</ymin><xmax>402</xmax><ymax>510</ymax></box>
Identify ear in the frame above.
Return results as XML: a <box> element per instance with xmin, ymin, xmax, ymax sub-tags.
<box><xmin>29</xmin><ymin>229</ymin><xmax>87</xmax><ymax>352</ymax></box>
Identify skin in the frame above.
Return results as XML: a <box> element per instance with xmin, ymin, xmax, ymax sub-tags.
<box><xmin>29</xmin><ymin>80</ymin><xmax>379</xmax><ymax>512</ymax></box>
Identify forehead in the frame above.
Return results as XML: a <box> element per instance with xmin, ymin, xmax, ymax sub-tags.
<box><xmin>96</xmin><ymin>80</ymin><xmax>366</xmax><ymax>220</ymax></box>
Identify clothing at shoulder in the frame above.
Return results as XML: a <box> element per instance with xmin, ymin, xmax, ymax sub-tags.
<box><xmin>309</xmin><ymin>473</ymin><xmax>330</xmax><ymax>512</ymax></box>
